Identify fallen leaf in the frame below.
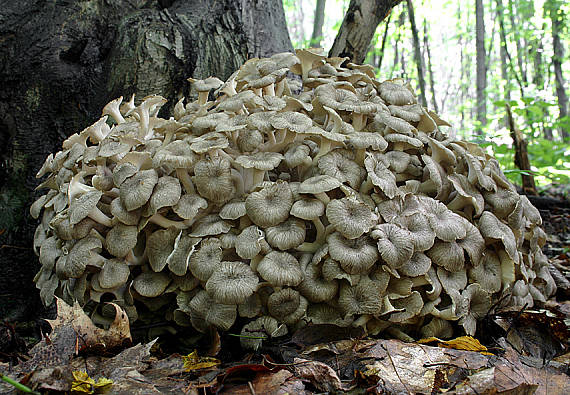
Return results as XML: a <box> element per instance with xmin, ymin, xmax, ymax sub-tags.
<box><xmin>418</xmin><ymin>336</ymin><xmax>494</xmax><ymax>355</ymax></box>
<box><xmin>70</xmin><ymin>370</ymin><xmax>113</xmax><ymax>394</ymax></box>
<box><xmin>182</xmin><ymin>350</ymin><xmax>220</xmax><ymax>371</ymax></box>
<box><xmin>293</xmin><ymin>357</ymin><xmax>347</xmax><ymax>392</ymax></box>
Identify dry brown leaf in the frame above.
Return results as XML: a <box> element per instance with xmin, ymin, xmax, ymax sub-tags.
<box><xmin>45</xmin><ymin>297</ymin><xmax>131</xmax><ymax>352</ymax></box>
<box><xmin>293</xmin><ymin>357</ymin><xmax>347</xmax><ymax>392</ymax></box>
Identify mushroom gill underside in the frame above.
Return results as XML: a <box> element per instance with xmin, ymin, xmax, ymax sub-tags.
<box><xmin>31</xmin><ymin>49</ymin><xmax>555</xmax><ymax>347</ymax></box>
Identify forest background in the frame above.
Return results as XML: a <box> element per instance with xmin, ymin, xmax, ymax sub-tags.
<box><xmin>284</xmin><ymin>0</ymin><xmax>570</xmax><ymax>188</ymax></box>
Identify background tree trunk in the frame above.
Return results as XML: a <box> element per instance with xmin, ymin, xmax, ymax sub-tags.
<box><xmin>548</xmin><ymin>0</ymin><xmax>570</xmax><ymax>140</ymax></box>
<box><xmin>311</xmin><ymin>0</ymin><xmax>327</xmax><ymax>47</ymax></box>
<box><xmin>329</xmin><ymin>0</ymin><xmax>403</xmax><ymax>63</ymax></box>
<box><xmin>376</xmin><ymin>14</ymin><xmax>392</xmax><ymax>70</ymax></box>
<box><xmin>475</xmin><ymin>0</ymin><xmax>487</xmax><ymax>136</ymax></box>
<box><xmin>423</xmin><ymin>21</ymin><xmax>438</xmax><ymax>112</ymax></box>
<box><xmin>0</xmin><ymin>0</ymin><xmax>292</xmax><ymax>322</ymax></box>
<box><xmin>406</xmin><ymin>0</ymin><xmax>427</xmax><ymax>107</ymax></box>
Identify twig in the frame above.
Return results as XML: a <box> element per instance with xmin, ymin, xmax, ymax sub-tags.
<box><xmin>248</xmin><ymin>381</ymin><xmax>256</xmax><ymax>395</ymax></box>
<box><xmin>1</xmin><ymin>374</ymin><xmax>41</xmax><ymax>394</ymax></box>
<box><xmin>380</xmin><ymin>344</ymin><xmax>412</xmax><ymax>395</ymax></box>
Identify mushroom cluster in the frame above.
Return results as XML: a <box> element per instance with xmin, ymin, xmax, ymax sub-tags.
<box><xmin>32</xmin><ymin>49</ymin><xmax>556</xmax><ymax>345</ymax></box>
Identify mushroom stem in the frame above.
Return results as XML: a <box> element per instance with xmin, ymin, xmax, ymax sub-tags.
<box><xmin>252</xmin><ymin>169</ymin><xmax>266</xmax><ymax>188</ymax></box>
<box><xmin>231</xmin><ymin>168</ymin><xmax>245</xmax><ymax>196</ymax></box>
<box><xmin>355</xmin><ymin>149</ymin><xmax>366</xmax><ymax>167</ymax></box>
<box><xmin>176</xmin><ymin>168</ymin><xmax>195</xmax><ymax>194</ymax></box>
<box><xmin>275</xmin><ymin>79</ymin><xmax>286</xmax><ymax>96</ymax></box>
<box><xmin>263</xmin><ymin>84</ymin><xmax>275</xmax><ymax>97</ymax></box>
<box><xmin>296</xmin><ymin>218</ymin><xmax>326</xmax><ymax>252</ymax></box>
<box><xmin>197</xmin><ymin>91</ymin><xmax>209</xmax><ymax>106</ymax></box>
<box><xmin>267</xmin><ymin>130</ymin><xmax>296</xmax><ymax>152</ymax></box>
<box><xmin>314</xmin><ymin>192</ymin><xmax>330</xmax><ymax>205</ymax></box>
<box><xmin>149</xmin><ymin>213</ymin><xmax>189</xmax><ymax>229</ymax></box>
<box><xmin>352</xmin><ymin>113</ymin><xmax>366</xmax><ymax>132</ymax></box>
<box><xmin>102</xmin><ymin>97</ymin><xmax>126</xmax><ymax>124</ymax></box>
<box><xmin>88</xmin><ymin>206</ymin><xmax>113</xmax><ymax>228</ymax></box>
<box><xmin>353</xmin><ymin>314</ymin><xmax>373</xmax><ymax>328</ymax></box>
<box><xmin>125</xmin><ymin>249</ymin><xmax>144</xmax><ymax>266</ymax></box>
<box><xmin>359</xmin><ymin>178</ymin><xmax>374</xmax><ymax>196</ymax></box>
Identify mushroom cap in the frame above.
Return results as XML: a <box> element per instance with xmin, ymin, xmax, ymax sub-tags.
<box><xmin>236</xmin><ymin>152</ymin><xmax>283</xmax><ymax>170</ymax></box>
<box><xmin>194</xmin><ymin>157</ymin><xmax>235</xmax><ymax>204</ymax></box>
<box><xmin>297</xmin><ymin>261</ymin><xmax>340</xmax><ymax>302</ymax></box>
<box><xmin>166</xmin><ymin>233</ymin><xmax>201</xmax><ymax>276</ymax></box>
<box><xmin>110</xmin><ymin>197</ymin><xmax>141</xmax><ymax>225</ymax></box>
<box><xmin>378</xmin><ymin>81</ymin><xmax>416</xmax><ymax>105</ymax></box>
<box><xmin>120</xmin><ymin>169</ymin><xmax>158</xmax><ymax>211</ymax></box>
<box><xmin>219</xmin><ymin>200</ymin><xmax>247</xmax><ymax>220</ymax></box>
<box><xmin>235</xmin><ymin>225</ymin><xmax>262</xmax><ymax>259</ymax></box>
<box><xmin>427</xmin><ymin>240</ymin><xmax>465</xmax><ymax>272</ymax></box>
<box><xmin>189</xmin><ymin>238</ymin><xmax>223</xmax><ymax>281</ymax></box>
<box><xmin>371</xmin><ymin>224</ymin><xmax>414</xmax><ymax>270</ymax></box>
<box><xmin>388</xmin><ymin>291</ymin><xmax>423</xmax><ymax>323</ymax></box>
<box><xmin>189</xmin><ymin>132</ymin><xmax>229</xmax><ymax>154</ymax></box>
<box><xmin>437</xmin><ymin>267</ymin><xmax>468</xmax><ymax>294</ymax></box>
<box><xmin>317</xmin><ymin>150</ymin><xmax>366</xmax><ymax>189</ymax></box>
<box><xmin>458</xmin><ymin>283</ymin><xmax>491</xmax><ymax>336</ymax></box>
<box><xmin>290</xmin><ymin>198</ymin><xmax>325</xmax><ymax>220</ymax></box>
<box><xmin>106</xmin><ymin>223</ymin><xmax>138</xmax><ymax>258</ymax></box>
<box><xmin>267</xmin><ymin>288</ymin><xmax>308</xmax><ymax>324</ymax></box>
<box><xmin>424</xmin><ymin>198</ymin><xmax>467</xmax><ymax>242</ymax></box>
<box><xmin>190</xmin><ymin>214</ymin><xmax>231</xmax><ymax>237</ymax></box>
<box><xmin>468</xmin><ymin>250</ymin><xmax>502</xmax><ymax>293</ymax></box>
<box><xmin>478</xmin><ymin>211</ymin><xmax>518</xmax><ymax>264</ymax></box>
<box><xmin>69</xmin><ymin>190</ymin><xmax>102</xmax><ymax>226</ymax></box>
<box><xmin>99</xmin><ymin>259</ymin><xmax>130</xmax><ymax>289</ymax></box>
<box><xmin>245</xmin><ymin>181</ymin><xmax>293</xmax><ymax>228</ymax></box>
<box><xmin>257</xmin><ymin>251</ymin><xmax>304</xmax><ymax>286</ymax></box>
<box><xmin>331</xmin><ymin>196</ymin><xmax>377</xmax><ymax>238</ymax></box>
<box><xmin>399</xmin><ymin>252</ymin><xmax>432</xmax><ymax>277</ymax></box>
<box><xmin>133</xmin><ymin>272</ymin><xmax>170</xmax><ymax>298</ymax></box>
<box><xmin>173</xmin><ymin>194</ymin><xmax>208</xmax><ymax>220</ymax></box>
<box><xmin>188</xmin><ymin>290</ymin><xmax>237</xmax><ymax>332</ymax></box>
<box><xmin>205</xmin><ymin>261</ymin><xmax>259</xmax><ymax>304</ymax></box>
<box><xmin>239</xmin><ymin>316</ymin><xmax>286</xmax><ymax>350</ymax></box>
<box><xmin>148</xmin><ymin>176</ymin><xmax>181</xmax><ymax>214</ymax></box>
<box><xmin>265</xmin><ymin>218</ymin><xmax>306</xmax><ymax>250</ymax></box>
<box><xmin>338</xmin><ymin>278</ymin><xmax>383</xmax><ymax>316</ymax></box>
<box><xmin>364</xmin><ymin>153</ymin><xmax>398</xmax><ymax>199</ymax></box>
<box><xmin>146</xmin><ymin>228</ymin><xmax>179</xmax><ymax>272</ymax></box>
<box><xmin>299</xmin><ymin>174</ymin><xmax>342</xmax><ymax>194</ymax></box>
<box><xmin>328</xmin><ymin>232</ymin><xmax>378</xmax><ymax>274</ymax></box>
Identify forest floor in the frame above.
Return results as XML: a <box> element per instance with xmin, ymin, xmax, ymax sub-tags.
<box><xmin>1</xmin><ymin>187</ymin><xmax>570</xmax><ymax>394</ymax></box>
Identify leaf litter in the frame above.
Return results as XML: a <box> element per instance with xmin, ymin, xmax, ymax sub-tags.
<box><xmin>1</xmin><ymin>296</ymin><xmax>570</xmax><ymax>394</ymax></box>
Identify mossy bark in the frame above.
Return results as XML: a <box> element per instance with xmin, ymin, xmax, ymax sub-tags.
<box><xmin>0</xmin><ymin>0</ymin><xmax>292</xmax><ymax>322</ymax></box>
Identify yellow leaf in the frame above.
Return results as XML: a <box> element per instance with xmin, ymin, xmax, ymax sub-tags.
<box><xmin>71</xmin><ymin>370</ymin><xmax>113</xmax><ymax>394</ymax></box>
<box><xmin>182</xmin><ymin>350</ymin><xmax>221</xmax><ymax>371</ymax></box>
<box><xmin>418</xmin><ymin>336</ymin><xmax>493</xmax><ymax>356</ymax></box>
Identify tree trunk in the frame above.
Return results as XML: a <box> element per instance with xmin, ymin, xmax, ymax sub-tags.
<box><xmin>376</xmin><ymin>14</ymin><xmax>392</xmax><ymax>70</ymax></box>
<box><xmin>423</xmin><ymin>20</ymin><xmax>438</xmax><ymax>112</ymax></box>
<box><xmin>509</xmin><ymin>0</ymin><xmax>528</xmax><ymax>87</ymax></box>
<box><xmin>311</xmin><ymin>0</ymin><xmax>327</xmax><ymax>47</ymax></box>
<box><xmin>329</xmin><ymin>0</ymin><xmax>403</xmax><ymax>64</ymax></box>
<box><xmin>548</xmin><ymin>0</ymin><xmax>570</xmax><ymax>140</ymax></box>
<box><xmin>390</xmin><ymin>10</ymin><xmax>406</xmax><ymax>79</ymax></box>
<box><xmin>0</xmin><ymin>0</ymin><xmax>292</xmax><ymax>322</ymax></box>
<box><xmin>475</xmin><ymin>0</ymin><xmax>487</xmax><ymax>136</ymax></box>
<box><xmin>506</xmin><ymin>104</ymin><xmax>537</xmax><ymax>195</ymax></box>
<box><xmin>496</xmin><ymin>0</ymin><xmax>511</xmax><ymax>102</ymax></box>
<box><xmin>406</xmin><ymin>0</ymin><xmax>427</xmax><ymax>107</ymax></box>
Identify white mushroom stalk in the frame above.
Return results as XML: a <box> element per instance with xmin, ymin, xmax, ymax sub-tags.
<box><xmin>32</xmin><ymin>51</ymin><xmax>556</xmax><ymax>341</ymax></box>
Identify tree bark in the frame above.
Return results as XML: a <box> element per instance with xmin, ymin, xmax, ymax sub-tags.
<box><xmin>496</xmin><ymin>0</ymin><xmax>511</xmax><ymax>102</ymax></box>
<box><xmin>548</xmin><ymin>0</ymin><xmax>570</xmax><ymax>140</ymax></box>
<box><xmin>475</xmin><ymin>0</ymin><xmax>487</xmax><ymax>136</ymax></box>
<box><xmin>422</xmin><ymin>20</ymin><xmax>438</xmax><ymax>112</ymax></box>
<box><xmin>311</xmin><ymin>0</ymin><xmax>327</xmax><ymax>47</ymax></box>
<box><xmin>506</xmin><ymin>104</ymin><xmax>537</xmax><ymax>195</ymax></box>
<box><xmin>0</xmin><ymin>0</ymin><xmax>292</xmax><ymax>322</ymax></box>
<box><xmin>329</xmin><ymin>0</ymin><xmax>403</xmax><ymax>64</ymax></box>
<box><xmin>406</xmin><ymin>0</ymin><xmax>427</xmax><ymax>107</ymax></box>
<box><xmin>390</xmin><ymin>10</ymin><xmax>406</xmax><ymax>79</ymax></box>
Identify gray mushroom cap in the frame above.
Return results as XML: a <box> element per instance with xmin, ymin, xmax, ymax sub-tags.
<box><xmin>205</xmin><ymin>261</ymin><xmax>259</xmax><ymax>304</ymax></box>
<box><xmin>99</xmin><ymin>259</ymin><xmax>130</xmax><ymax>289</ymax></box>
<box><xmin>265</xmin><ymin>218</ymin><xmax>306</xmax><ymax>250</ymax></box>
<box><xmin>189</xmin><ymin>238</ymin><xmax>222</xmax><ymax>281</ymax></box>
<box><xmin>245</xmin><ymin>181</ymin><xmax>293</xmax><ymax>228</ymax></box>
<box><xmin>257</xmin><ymin>251</ymin><xmax>304</xmax><ymax>286</ymax></box>
<box><xmin>106</xmin><ymin>223</ymin><xmax>138</xmax><ymax>258</ymax></box>
<box><xmin>326</xmin><ymin>196</ymin><xmax>378</xmax><ymax>239</ymax></box>
<box><xmin>327</xmin><ymin>232</ymin><xmax>378</xmax><ymax>274</ymax></box>
<box><xmin>120</xmin><ymin>169</ymin><xmax>158</xmax><ymax>211</ymax></box>
<box><xmin>133</xmin><ymin>272</ymin><xmax>171</xmax><ymax>298</ymax></box>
